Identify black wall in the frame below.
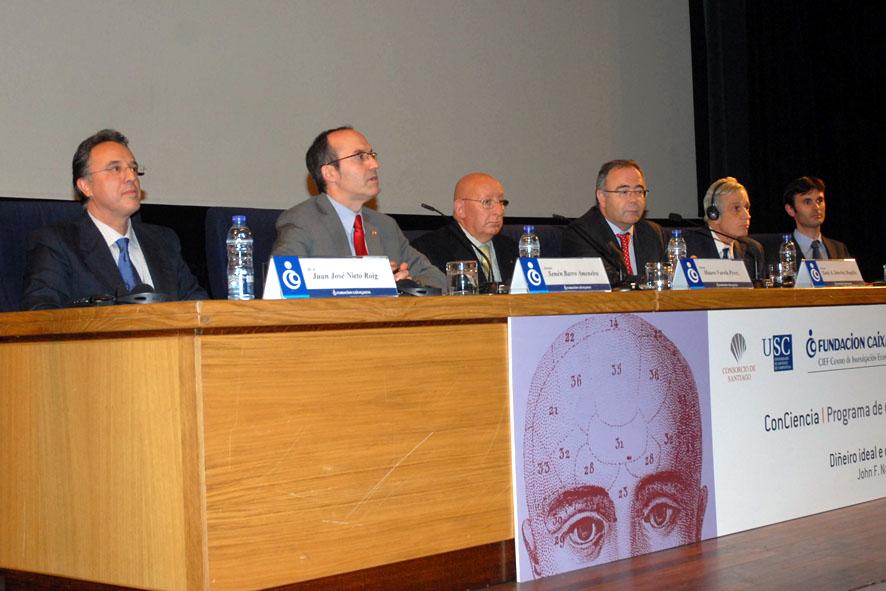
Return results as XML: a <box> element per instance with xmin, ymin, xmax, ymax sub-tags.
<box><xmin>691</xmin><ymin>0</ymin><xmax>884</xmax><ymax>280</ymax></box>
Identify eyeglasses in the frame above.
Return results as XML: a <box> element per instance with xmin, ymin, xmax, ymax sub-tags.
<box><xmin>88</xmin><ymin>163</ymin><xmax>146</xmax><ymax>178</ymax></box>
<box><xmin>459</xmin><ymin>198</ymin><xmax>509</xmax><ymax>210</ymax></box>
<box><xmin>323</xmin><ymin>150</ymin><xmax>378</xmax><ymax>166</ymax></box>
<box><xmin>601</xmin><ymin>188</ymin><xmax>649</xmax><ymax>198</ymax></box>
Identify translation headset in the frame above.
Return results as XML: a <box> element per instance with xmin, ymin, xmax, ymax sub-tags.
<box><xmin>705</xmin><ymin>178</ymin><xmax>732</xmax><ymax>221</ymax></box>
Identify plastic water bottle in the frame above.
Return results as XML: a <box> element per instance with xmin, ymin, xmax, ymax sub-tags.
<box><xmin>778</xmin><ymin>233</ymin><xmax>797</xmax><ymax>286</ymax></box>
<box><xmin>519</xmin><ymin>225</ymin><xmax>541</xmax><ymax>258</ymax></box>
<box><xmin>666</xmin><ymin>229</ymin><xmax>687</xmax><ymax>267</ymax></box>
<box><xmin>226</xmin><ymin>215</ymin><xmax>254</xmax><ymax>300</ymax></box>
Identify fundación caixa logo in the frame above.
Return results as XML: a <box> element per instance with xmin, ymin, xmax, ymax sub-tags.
<box><xmin>762</xmin><ymin>333</ymin><xmax>793</xmax><ymax>371</ymax></box>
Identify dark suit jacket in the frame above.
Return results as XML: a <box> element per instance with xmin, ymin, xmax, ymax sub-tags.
<box><xmin>683</xmin><ymin>228</ymin><xmax>765</xmax><ymax>281</ymax></box>
<box><xmin>271</xmin><ymin>195</ymin><xmax>445</xmax><ymax>289</ymax></box>
<box><xmin>763</xmin><ymin>234</ymin><xmax>851</xmax><ymax>265</ymax></box>
<box><xmin>410</xmin><ymin>222</ymin><xmax>519</xmax><ymax>285</ymax></box>
<box><xmin>21</xmin><ymin>212</ymin><xmax>207</xmax><ymax>310</ymax></box>
<box><xmin>560</xmin><ymin>205</ymin><xmax>665</xmax><ymax>284</ymax></box>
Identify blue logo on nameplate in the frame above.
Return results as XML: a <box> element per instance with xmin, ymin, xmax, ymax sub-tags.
<box><xmin>519</xmin><ymin>258</ymin><xmax>548</xmax><ymax>293</ymax></box>
<box><xmin>804</xmin><ymin>260</ymin><xmax>825</xmax><ymax>287</ymax></box>
<box><xmin>681</xmin><ymin>259</ymin><xmax>705</xmax><ymax>289</ymax></box>
<box><xmin>276</xmin><ymin>257</ymin><xmax>309</xmax><ymax>298</ymax></box>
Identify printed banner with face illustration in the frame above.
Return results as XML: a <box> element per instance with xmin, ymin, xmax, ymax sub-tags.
<box><xmin>509</xmin><ymin>306</ymin><xmax>886</xmax><ymax>582</ymax></box>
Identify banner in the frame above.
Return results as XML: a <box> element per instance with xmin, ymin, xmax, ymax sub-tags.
<box><xmin>509</xmin><ymin>305</ymin><xmax>886</xmax><ymax>582</ymax></box>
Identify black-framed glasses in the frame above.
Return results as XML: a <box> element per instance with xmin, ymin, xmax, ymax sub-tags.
<box><xmin>88</xmin><ymin>163</ymin><xmax>146</xmax><ymax>178</ymax></box>
<box><xmin>458</xmin><ymin>198</ymin><xmax>509</xmax><ymax>210</ymax></box>
<box><xmin>323</xmin><ymin>150</ymin><xmax>378</xmax><ymax>166</ymax></box>
<box><xmin>601</xmin><ymin>188</ymin><xmax>648</xmax><ymax>198</ymax></box>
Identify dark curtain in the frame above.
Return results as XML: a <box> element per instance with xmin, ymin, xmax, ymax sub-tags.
<box><xmin>691</xmin><ymin>0</ymin><xmax>884</xmax><ymax>281</ymax></box>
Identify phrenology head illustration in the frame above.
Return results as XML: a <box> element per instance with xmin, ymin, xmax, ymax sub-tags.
<box><xmin>522</xmin><ymin>314</ymin><xmax>707</xmax><ymax>577</ymax></box>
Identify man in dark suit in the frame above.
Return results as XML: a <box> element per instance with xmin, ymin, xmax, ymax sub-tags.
<box><xmin>21</xmin><ymin>129</ymin><xmax>207</xmax><ymax>310</ymax></box>
<box><xmin>560</xmin><ymin>159</ymin><xmax>665</xmax><ymax>284</ymax></box>
<box><xmin>683</xmin><ymin>177</ymin><xmax>765</xmax><ymax>281</ymax></box>
<box><xmin>781</xmin><ymin>176</ymin><xmax>850</xmax><ymax>261</ymax></box>
<box><xmin>270</xmin><ymin>126</ymin><xmax>445</xmax><ymax>288</ymax></box>
<box><xmin>411</xmin><ymin>172</ymin><xmax>518</xmax><ymax>286</ymax></box>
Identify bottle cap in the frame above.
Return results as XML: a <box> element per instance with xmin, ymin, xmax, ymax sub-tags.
<box><xmin>232</xmin><ymin>215</ymin><xmax>246</xmax><ymax>225</ymax></box>
<box><xmin>671</xmin><ymin>229</ymin><xmax>682</xmax><ymax>237</ymax></box>
<box><xmin>523</xmin><ymin>225</ymin><xmax>534</xmax><ymax>233</ymax></box>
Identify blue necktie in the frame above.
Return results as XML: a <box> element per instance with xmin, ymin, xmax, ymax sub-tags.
<box><xmin>721</xmin><ymin>246</ymin><xmax>730</xmax><ymax>259</ymax></box>
<box><xmin>116</xmin><ymin>237</ymin><xmax>140</xmax><ymax>290</ymax></box>
<box><xmin>811</xmin><ymin>240</ymin><xmax>823</xmax><ymax>260</ymax></box>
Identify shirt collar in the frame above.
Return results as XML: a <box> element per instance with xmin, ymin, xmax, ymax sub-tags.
<box><xmin>606</xmin><ymin>219</ymin><xmax>633</xmax><ymax>238</ymax></box>
<box><xmin>88</xmin><ymin>211</ymin><xmax>135</xmax><ymax>248</ymax></box>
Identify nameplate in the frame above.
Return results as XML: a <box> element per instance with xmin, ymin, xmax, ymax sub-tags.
<box><xmin>509</xmin><ymin>257</ymin><xmax>610</xmax><ymax>294</ymax></box>
<box><xmin>263</xmin><ymin>256</ymin><xmax>398</xmax><ymax>299</ymax></box>
<box><xmin>795</xmin><ymin>259</ymin><xmax>864</xmax><ymax>288</ymax></box>
<box><xmin>671</xmin><ymin>258</ymin><xmax>753</xmax><ymax>290</ymax></box>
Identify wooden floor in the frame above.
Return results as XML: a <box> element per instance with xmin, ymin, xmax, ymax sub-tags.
<box><xmin>491</xmin><ymin>497</ymin><xmax>886</xmax><ymax>591</ymax></box>
<box><xmin>2</xmin><ymin>497</ymin><xmax>884</xmax><ymax>590</ymax></box>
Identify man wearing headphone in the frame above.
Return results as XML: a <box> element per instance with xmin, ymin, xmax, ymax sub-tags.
<box><xmin>683</xmin><ymin>177</ymin><xmax>765</xmax><ymax>281</ymax></box>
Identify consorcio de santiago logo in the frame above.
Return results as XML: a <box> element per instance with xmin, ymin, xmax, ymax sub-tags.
<box><xmin>722</xmin><ymin>333</ymin><xmax>756</xmax><ymax>382</ymax></box>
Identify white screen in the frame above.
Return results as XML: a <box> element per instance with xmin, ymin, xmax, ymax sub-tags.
<box><xmin>0</xmin><ymin>0</ymin><xmax>696</xmax><ymax>218</ymax></box>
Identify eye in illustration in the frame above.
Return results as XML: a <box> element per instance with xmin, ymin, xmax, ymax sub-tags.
<box><xmin>556</xmin><ymin>511</ymin><xmax>608</xmax><ymax>560</ymax></box>
<box><xmin>641</xmin><ymin>497</ymin><xmax>680</xmax><ymax>533</ymax></box>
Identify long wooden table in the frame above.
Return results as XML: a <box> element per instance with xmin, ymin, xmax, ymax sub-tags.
<box><xmin>2</xmin><ymin>289</ymin><xmax>884</xmax><ymax>590</ymax></box>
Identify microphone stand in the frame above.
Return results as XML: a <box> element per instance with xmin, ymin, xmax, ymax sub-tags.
<box><xmin>553</xmin><ymin>213</ymin><xmax>638</xmax><ymax>291</ymax></box>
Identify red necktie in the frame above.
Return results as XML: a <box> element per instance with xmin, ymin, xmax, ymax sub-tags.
<box><xmin>617</xmin><ymin>232</ymin><xmax>633</xmax><ymax>275</ymax></box>
<box><xmin>353</xmin><ymin>214</ymin><xmax>368</xmax><ymax>256</ymax></box>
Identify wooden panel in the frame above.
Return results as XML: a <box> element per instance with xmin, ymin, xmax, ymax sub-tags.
<box><xmin>2</xmin><ymin>290</ymin><xmax>884</xmax><ymax>341</ymax></box>
<box><xmin>200</xmin><ymin>323</ymin><xmax>513</xmax><ymax>590</ymax></box>
<box><xmin>0</xmin><ymin>335</ymin><xmax>204</xmax><ymax>590</ymax></box>
<box><xmin>0</xmin><ymin>301</ymin><xmax>201</xmax><ymax>339</ymax></box>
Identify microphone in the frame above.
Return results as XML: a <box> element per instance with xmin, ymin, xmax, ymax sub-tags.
<box><xmin>667</xmin><ymin>213</ymin><xmax>760</xmax><ymax>282</ymax></box>
<box><xmin>420</xmin><ymin>202</ymin><xmax>498</xmax><ymax>291</ymax></box>
<box><xmin>552</xmin><ymin>213</ymin><xmax>636</xmax><ymax>290</ymax></box>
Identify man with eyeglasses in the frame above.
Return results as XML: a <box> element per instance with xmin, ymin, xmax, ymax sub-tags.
<box><xmin>271</xmin><ymin>126</ymin><xmax>445</xmax><ymax>289</ymax></box>
<box><xmin>411</xmin><ymin>172</ymin><xmax>519</xmax><ymax>286</ymax></box>
<box><xmin>21</xmin><ymin>129</ymin><xmax>207</xmax><ymax>310</ymax></box>
<box><xmin>561</xmin><ymin>159</ymin><xmax>665</xmax><ymax>285</ymax></box>
<box><xmin>779</xmin><ymin>176</ymin><xmax>849</xmax><ymax>262</ymax></box>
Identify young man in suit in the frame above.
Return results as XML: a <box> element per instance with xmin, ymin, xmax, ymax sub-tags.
<box><xmin>411</xmin><ymin>172</ymin><xmax>518</xmax><ymax>286</ymax></box>
<box><xmin>782</xmin><ymin>176</ymin><xmax>850</xmax><ymax>260</ymax></box>
<box><xmin>21</xmin><ymin>129</ymin><xmax>206</xmax><ymax>310</ymax></box>
<box><xmin>270</xmin><ymin>126</ymin><xmax>444</xmax><ymax>289</ymax></box>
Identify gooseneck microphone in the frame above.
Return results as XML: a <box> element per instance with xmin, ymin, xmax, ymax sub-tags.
<box><xmin>552</xmin><ymin>213</ymin><xmax>637</xmax><ymax>290</ymax></box>
<box><xmin>667</xmin><ymin>213</ymin><xmax>760</xmax><ymax>282</ymax></box>
<box><xmin>420</xmin><ymin>202</ymin><xmax>496</xmax><ymax>288</ymax></box>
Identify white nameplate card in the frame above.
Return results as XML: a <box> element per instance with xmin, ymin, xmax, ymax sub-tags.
<box><xmin>263</xmin><ymin>256</ymin><xmax>398</xmax><ymax>299</ymax></box>
<box><xmin>671</xmin><ymin>258</ymin><xmax>753</xmax><ymax>290</ymax></box>
<box><xmin>795</xmin><ymin>259</ymin><xmax>864</xmax><ymax>288</ymax></box>
<box><xmin>509</xmin><ymin>257</ymin><xmax>610</xmax><ymax>294</ymax></box>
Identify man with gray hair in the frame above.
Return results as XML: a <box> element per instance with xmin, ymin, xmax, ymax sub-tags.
<box><xmin>683</xmin><ymin>176</ymin><xmax>764</xmax><ymax>280</ymax></box>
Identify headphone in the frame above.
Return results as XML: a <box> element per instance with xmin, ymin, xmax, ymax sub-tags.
<box><xmin>705</xmin><ymin>178</ymin><xmax>732</xmax><ymax>221</ymax></box>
